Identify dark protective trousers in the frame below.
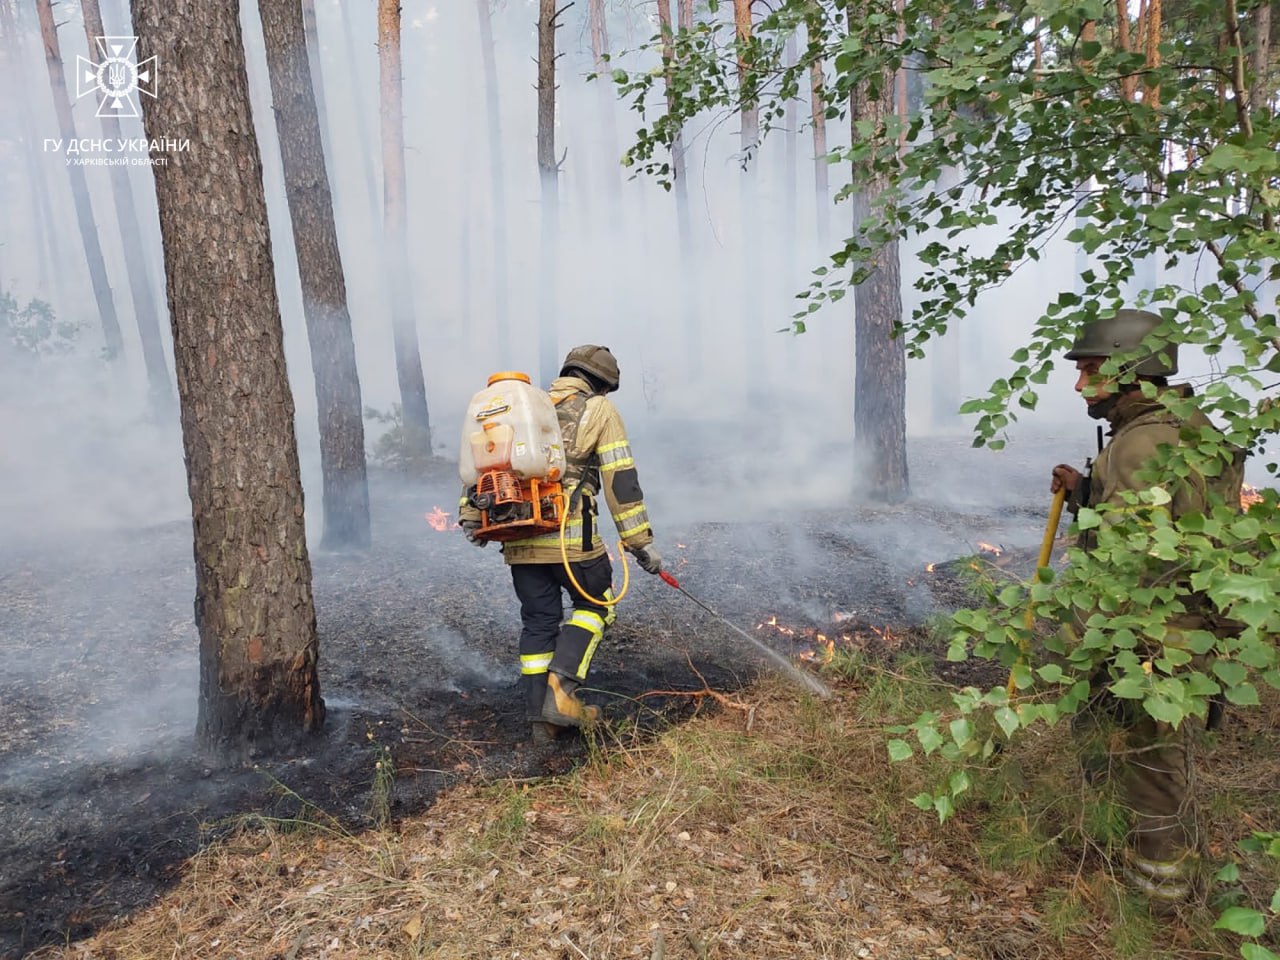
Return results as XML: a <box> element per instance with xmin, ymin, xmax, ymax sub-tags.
<box><xmin>510</xmin><ymin>555</ymin><xmax>615</xmax><ymax>721</ymax></box>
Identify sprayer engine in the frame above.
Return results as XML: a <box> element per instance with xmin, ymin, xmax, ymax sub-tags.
<box><xmin>467</xmin><ymin>472</ymin><xmax>563</xmax><ymax>542</ymax></box>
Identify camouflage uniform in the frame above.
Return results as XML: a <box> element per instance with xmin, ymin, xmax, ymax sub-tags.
<box><xmin>1067</xmin><ymin>387</ymin><xmax>1243</xmax><ymax>902</ymax></box>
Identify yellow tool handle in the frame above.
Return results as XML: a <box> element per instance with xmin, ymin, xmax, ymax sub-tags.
<box><xmin>1007</xmin><ymin>487</ymin><xmax>1068</xmax><ymax>697</ymax></box>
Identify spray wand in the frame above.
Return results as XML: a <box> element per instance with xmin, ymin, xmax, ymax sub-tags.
<box><xmin>658</xmin><ymin>571</ymin><xmax>834</xmax><ymax>700</ymax></box>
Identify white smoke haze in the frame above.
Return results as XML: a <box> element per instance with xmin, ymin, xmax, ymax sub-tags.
<box><xmin>0</xmin><ymin>0</ymin><xmax>1272</xmax><ymax>779</ymax></box>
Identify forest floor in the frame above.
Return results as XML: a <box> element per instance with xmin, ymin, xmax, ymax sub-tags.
<box><xmin>2</xmin><ymin>435</ymin><xmax>1277</xmax><ymax>959</ymax></box>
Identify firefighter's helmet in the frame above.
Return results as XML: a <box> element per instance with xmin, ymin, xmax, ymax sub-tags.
<box><xmin>1064</xmin><ymin>309</ymin><xmax>1178</xmax><ymax>377</ymax></box>
<box><xmin>560</xmin><ymin>344</ymin><xmax>620</xmax><ymax>391</ymax></box>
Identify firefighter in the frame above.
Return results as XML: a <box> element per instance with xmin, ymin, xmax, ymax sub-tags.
<box><xmin>1049</xmin><ymin>309</ymin><xmax>1244</xmax><ymax>907</ymax></box>
<box><xmin>459</xmin><ymin>345</ymin><xmax>664</xmax><ymax>744</ymax></box>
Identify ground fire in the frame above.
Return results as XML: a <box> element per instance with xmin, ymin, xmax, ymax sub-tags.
<box><xmin>1242</xmin><ymin>483</ymin><xmax>1264</xmax><ymax>509</ymax></box>
<box><xmin>424</xmin><ymin>506</ymin><xmax>451</xmax><ymax>531</ymax></box>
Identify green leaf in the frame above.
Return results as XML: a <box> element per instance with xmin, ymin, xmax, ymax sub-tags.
<box><xmin>1110</xmin><ymin>675</ymin><xmax>1147</xmax><ymax>699</ymax></box>
<box><xmin>1240</xmin><ymin>944</ymin><xmax>1280</xmax><ymax>960</ymax></box>
<box><xmin>1215</xmin><ymin>906</ymin><xmax>1267</xmax><ymax>936</ymax></box>
<box><xmin>933</xmin><ymin>793</ymin><xmax>955</xmax><ymax>822</ymax></box>
<box><xmin>1226</xmin><ymin>683</ymin><xmax>1261</xmax><ymax>707</ymax></box>
<box><xmin>1215</xmin><ymin>660</ymin><xmax>1249</xmax><ymax>687</ymax></box>
<box><xmin>1076</xmin><ymin>508</ymin><xmax>1102</xmax><ymax>531</ymax></box>
<box><xmin>1144</xmin><ymin>696</ymin><xmax>1185</xmax><ymax>725</ymax></box>
<box><xmin>887</xmin><ymin>739</ymin><xmax>914</xmax><ymax>762</ymax></box>
<box><xmin>1036</xmin><ymin>663</ymin><xmax>1065</xmax><ymax>683</ymax></box>
<box><xmin>994</xmin><ymin>706</ymin><xmax>1020</xmax><ymax>738</ymax></box>
<box><xmin>916</xmin><ymin>725</ymin><xmax>945</xmax><ymax>754</ymax></box>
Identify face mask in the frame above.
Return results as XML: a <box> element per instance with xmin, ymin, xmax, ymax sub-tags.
<box><xmin>1087</xmin><ymin>393</ymin><xmax>1120</xmax><ymax>421</ymax></box>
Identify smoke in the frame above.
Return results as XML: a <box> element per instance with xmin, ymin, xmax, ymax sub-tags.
<box><xmin>1</xmin><ymin>0</ymin><xmax>1273</xmax><ymax>788</ymax></box>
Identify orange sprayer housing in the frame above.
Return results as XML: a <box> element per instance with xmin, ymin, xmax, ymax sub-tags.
<box><xmin>471</xmin><ymin>472</ymin><xmax>564</xmax><ymax>542</ymax></box>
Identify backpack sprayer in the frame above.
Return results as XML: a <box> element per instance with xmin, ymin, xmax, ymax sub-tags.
<box><xmin>459</xmin><ymin>372</ymin><xmax>631</xmax><ymax>604</ymax></box>
<box><xmin>459</xmin><ymin>372</ymin><xmax>567</xmax><ymax>543</ymax></box>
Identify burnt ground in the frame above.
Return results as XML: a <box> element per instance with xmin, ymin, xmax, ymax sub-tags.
<box><xmin>0</xmin><ymin>434</ymin><xmax>1065</xmax><ymax>959</ymax></box>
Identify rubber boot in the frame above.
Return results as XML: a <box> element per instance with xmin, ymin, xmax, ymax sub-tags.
<box><xmin>530</xmin><ymin>721</ymin><xmax>562</xmax><ymax>746</ymax></box>
<box><xmin>543</xmin><ymin>672</ymin><xmax>600</xmax><ymax>727</ymax></box>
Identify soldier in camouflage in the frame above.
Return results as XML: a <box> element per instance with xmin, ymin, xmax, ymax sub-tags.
<box><xmin>1050</xmin><ymin>309</ymin><xmax>1244</xmax><ymax>906</ymax></box>
<box><xmin>460</xmin><ymin>345</ymin><xmax>663</xmax><ymax>745</ymax></box>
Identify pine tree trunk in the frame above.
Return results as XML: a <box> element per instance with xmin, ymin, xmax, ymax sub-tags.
<box><xmin>260</xmin><ymin>0</ymin><xmax>371</xmax><ymax>549</ymax></box>
<box><xmin>80</xmin><ymin>0</ymin><xmax>171</xmax><ymax>406</ymax></box>
<box><xmin>299</xmin><ymin>0</ymin><xmax>330</xmax><ymax>151</ymax></box>
<box><xmin>36</xmin><ymin>0</ymin><xmax>124</xmax><ymax>360</ymax></box>
<box><xmin>660</xmin><ymin>0</ymin><xmax>698</xmax><ymax>364</ymax></box>
<box><xmin>377</xmin><ymin>0</ymin><xmax>433</xmax><ymax>456</ymax></box>
<box><xmin>537</xmin><ymin>0</ymin><xmax>560</xmax><ymax>385</ymax></box>
<box><xmin>657</xmin><ymin>0</ymin><xmax>689</xmax><ymax>236</ymax></box>
<box><xmin>587</xmin><ymin>0</ymin><xmax>622</xmax><ymax>219</ymax></box>
<box><xmin>848</xmin><ymin>2</ymin><xmax>908</xmax><ymax>501</ymax></box>
<box><xmin>1250</xmin><ymin>1</ymin><xmax>1273</xmax><ymax>106</ymax></box>
<box><xmin>806</xmin><ymin>10</ymin><xmax>830</xmax><ymax>240</ymax></box>
<box><xmin>130</xmin><ymin>0</ymin><xmax>324</xmax><ymax>755</ymax></box>
<box><xmin>338</xmin><ymin>0</ymin><xmax>381</xmax><ymax>229</ymax></box>
<box><xmin>732</xmin><ymin>0</ymin><xmax>759</xmax><ymax>162</ymax></box>
<box><xmin>476</xmin><ymin>0</ymin><xmax>510</xmax><ymax>362</ymax></box>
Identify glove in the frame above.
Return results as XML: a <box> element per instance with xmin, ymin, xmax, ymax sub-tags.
<box><xmin>1050</xmin><ymin>464</ymin><xmax>1082</xmax><ymax>495</ymax></box>
<box><xmin>459</xmin><ymin>520</ymin><xmax>488</xmax><ymax>548</ymax></box>
<box><xmin>630</xmin><ymin>544</ymin><xmax>662</xmax><ymax>575</ymax></box>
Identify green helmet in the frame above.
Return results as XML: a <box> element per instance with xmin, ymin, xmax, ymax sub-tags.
<box><xmin>560</xmin><ymin>344</ymin><xmax>620</xmax><ymax>391</ymax></box>
<box><xmin>1064</xmin><ymin>309</ymin><xmax>1178</xmax><ymax>377</ymax></box>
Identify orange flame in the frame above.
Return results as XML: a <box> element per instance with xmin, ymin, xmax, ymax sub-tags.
<box><xmin>976</xmin><ymin>541</ymin><xmax>1004</xmax><ymax>557</ymax></box>
<box><xmin>425</xmin><ymin>506</ymin><xmax>451</xmax><ymax>532</ymax></box>
<box><xmin>925</xmin><ymin>562</ymin><xmax>936</xmax><ymax>573</ymax></box>
<box><xmin>1242</xmin><ymin>484</ymin><xmax>1264</xmax><ymax>509</ymax></box>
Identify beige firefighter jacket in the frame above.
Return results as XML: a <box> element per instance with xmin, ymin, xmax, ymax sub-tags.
<box><xmin>459</xmin><ymin>376</ymin><xmax>655</xmax><ymax>566</ymax></box>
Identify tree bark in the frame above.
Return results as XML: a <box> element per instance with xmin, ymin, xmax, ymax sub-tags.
<box><xmin>732</xmin><ymin>0</ymin><xmax>759</xmax><ymax>164</ymax></box>
<box><xmin>378</xmin><ymin>0</ymin><xmax>433</xmax><ymax>455</ymax></box>
<box><xmin>79</xmin><ymin>0</ymin><xmax>171</xmax><ymax>405</ymax></box>
<box><xmin>537</xmin><ymin>0</ymin><xmax>561</xmax><ymax>385</ymax></box>
<box><xmin>130</xmin><ymin>0</ymin><xmax>324</xmax><ymax>755</ymax></box>
<box><xmin>587</xmin><ymin>0</ymin><xmax>622</xmax><ymax>219</ymax></box>
<box><xmin>338</xmin><ymin>0</ymin><xmax>381</xmax><ymax>229</ymax></box>
<box><xmin>806</xmin><ymin>9</ymin><xmax>830</xmax><ymax>240</ymax></box>
<box><xmin>36</xmin><ymin>0</ymin><xmax>124</xmax><ymax>360</ymax></box>
<box><xmin>476</xmin><ymin>0</ymin><xmax>510</xmax><ymax>362</ymax></box>
<box><xmin>657</xmin><ymin>0</ymin><xmax>688</xmax><ymax>230</ymax></box>
<box><xmin>260</xmin><ymin>0</ymin><xmax>371</xmax><ymax>549</ymax></box>
<box><xmin>848</xmin><ymin>0</ymin><xmax>908</xmax><ymax>501</ymax></box>
<box><xmin>659</xmin><ymin>0</ymin><xmax>698</xmax><ymax>363</ymax></box>
<box><xmin>1249</xmin><ymin>1</ymin><xmax>1273</xmax><ymax>107</ymax></box>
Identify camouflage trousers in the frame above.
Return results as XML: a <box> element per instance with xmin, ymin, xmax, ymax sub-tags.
<box><xmin>1074</xmin><ymin>678</ymin><xmax>1198</xmax><ymax>902</ymax></box>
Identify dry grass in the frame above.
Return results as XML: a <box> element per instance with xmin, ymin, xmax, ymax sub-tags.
<box><xmin>31</xmin><ymin>666</ymin><xmax>1280</xmax><ymax>960</ymax></box>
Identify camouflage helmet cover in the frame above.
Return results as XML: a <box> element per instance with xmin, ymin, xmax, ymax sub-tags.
<box><xmin>1064</xmin><ymin>309</ymin><xmax>1178</xmax><ymax>377</ymax></box>
<box><xmin>560</xmin><ymin>344</ymin><xmax>620</xmax><ymax>390</ymax></box>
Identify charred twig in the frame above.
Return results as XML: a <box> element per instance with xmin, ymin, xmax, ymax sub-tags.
<box><xmin>638</xmin><ymin>659</ymin><xmax>757</xmax><ymax>732</ymax></box>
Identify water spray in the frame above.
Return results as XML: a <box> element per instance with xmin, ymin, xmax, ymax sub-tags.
<box><xmin>658</xmin><ymin>571</ymin><xmax>834</xmax><ymax>700</ymax></box>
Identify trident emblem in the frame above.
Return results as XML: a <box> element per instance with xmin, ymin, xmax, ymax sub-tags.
<box><xmin>76</xmin><ymin>36</ymin><xmax>158</xmax><ymax>119</ymax></box>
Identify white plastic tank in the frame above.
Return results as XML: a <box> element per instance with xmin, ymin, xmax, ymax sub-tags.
<box><xmin>459</xmin><ymin>372</ymin><xmax>567</xmax><ymax>485</ymax></box>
